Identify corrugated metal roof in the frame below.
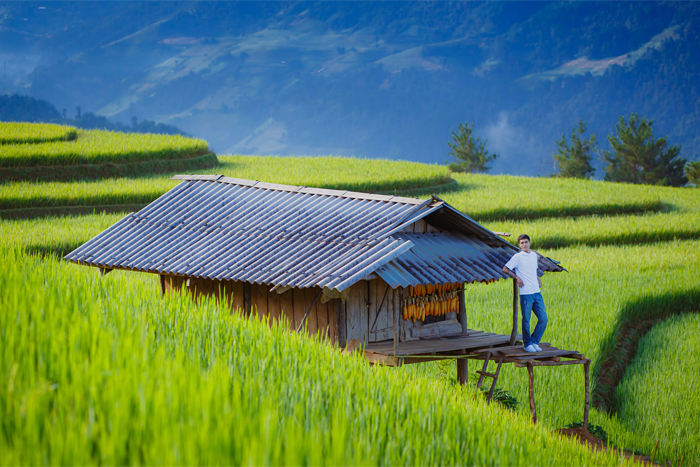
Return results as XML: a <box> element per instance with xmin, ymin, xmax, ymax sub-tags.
<box><xmin>65</xmin><ymin>175</ymin><xmax>563</xmax><ymax>291</ymax></box>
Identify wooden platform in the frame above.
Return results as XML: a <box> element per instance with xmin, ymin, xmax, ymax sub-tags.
<box><xmin>365</xmin><ymin>330</ymin><xmax>514</xmax><ymax>357</ymax></box>
<box><xmin>363</xmin><ymin>330</ymin><xmax>586</xmax><ymax>367</ymax></box>
<box><xmin>353</xmin><ymin>328</ymin><xmax>591</xmax><ymax>429</ymax></box>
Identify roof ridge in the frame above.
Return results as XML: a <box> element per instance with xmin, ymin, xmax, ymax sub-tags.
<box><xmin>171</xmin><ymin>174</ymin><xmax>427</xmax><ymax>205</ymax></box>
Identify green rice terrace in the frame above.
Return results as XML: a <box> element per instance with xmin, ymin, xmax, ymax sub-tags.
<box><xmin>1</xmin><ymin>122</ymin><xmax>699</xmax><ymax>465</ymax></box>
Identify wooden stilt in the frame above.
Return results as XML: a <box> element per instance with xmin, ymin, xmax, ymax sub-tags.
<box><xmin>510</xmin><ymin>279</ymin><xmax>519</xmax><ymax>345</ymax></box>
<box><xmin>457</xmin><ymin>350</ymin><xmax>468</xmax><ymax>386</ymax></box>
<box><xmin>457</xmin><ymin>287</ymin><xmax>468</xmax><ymax>334</ymax></box>
<box><xmin>393</xmin><ymin>295</ymin><xmax>400</xmax><ymax>357</ymax></box>
<box><xmin>583</xmin><ymin>359</ymin><xmax>590</xmax><ymax>431</ymax></box>
<box><xmin>527</xmin><ymin>361</ymin><xmax>537</xmax><ymax>424</ymax></box>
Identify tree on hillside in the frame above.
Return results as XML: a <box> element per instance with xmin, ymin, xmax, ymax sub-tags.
<box><xmin>553</xmin><ymin>119</ymin><xmax>596</xmax><ymax>179</ymax></box>
<box><xmin>686</xmin><ymin>160</ymin><xmax>700</xmax><ymax>187</ymax></box>
<box><xmin>447</xmin><ymin>122</ymin><xmax>499</xmax><ymax>173</ymax></box>
<box><xmin>602</xmin><ymin>113</ymin><xmax>687</xmax><ymax>186</ymax></box>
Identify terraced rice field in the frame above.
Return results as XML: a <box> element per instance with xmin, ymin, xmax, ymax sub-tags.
<box><xmin>0</xmin><ymin>250</ymin><xmax>617</xmax><ymax>466</ymax></box>
<box><xmin>0</xmin><ymin>129</ymin><xmax>208</xmax><ymax>167</ymax></box>
<box><xmin>0</xmin><ymin>155</ymin><xmax>452</xmax><ymax>217</ymax></box>
<box><xmin>1</xmin><ymin>126</ymin><xmax>698</xmax><ymax>465</ymax></box>
<box><xmin>0</xmin><ymin>122</ymin><xmax>77</xmax><ymax>144</ymax></box>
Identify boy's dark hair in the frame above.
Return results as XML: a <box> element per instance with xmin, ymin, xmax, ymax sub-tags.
<box><xmin>517</xmin><ymin>234</ymin><xmax>530</xmax><ymax>243</ymax></box>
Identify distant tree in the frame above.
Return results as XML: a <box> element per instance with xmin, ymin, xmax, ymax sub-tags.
<box><xmin>75</xmin><ymin>106</ymin><xmax>81</xmax><ymax>119</ymax></box>
<box><xmin>447</xmin><ymin>122</ymin><xmax>499</xmax><ymax>173</ymax></box>
<box><xmin>686</xmin><ymin>160</ymin><xmax>700</xmax><ymax>187</ymax></box>
<box><xmin>602</xmin><ymin>113</ymin><xmax>687</xmax><ymax>186</ymax></box>
<box><xmin>553</xmin><ymin>119</ymin><xmax>596</xmax><ymax>179</ymax></box>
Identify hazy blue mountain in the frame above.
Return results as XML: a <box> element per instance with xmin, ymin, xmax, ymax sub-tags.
<box><xmin>1</xmin><ymin>1</ymin><xmax>698</xmax><ymax>176</ymax></box>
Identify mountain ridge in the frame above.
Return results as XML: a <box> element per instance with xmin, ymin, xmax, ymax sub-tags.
<box><xmin>1</xmin><ymin>1</ymin><xmax>698</xmax><ymax>175</ymax></box>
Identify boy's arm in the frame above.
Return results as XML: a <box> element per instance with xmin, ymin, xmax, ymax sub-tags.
<box><xmin>502</xmin><ymin>266</ymin><xmax>524</xmax><ymax>287</ymax></box>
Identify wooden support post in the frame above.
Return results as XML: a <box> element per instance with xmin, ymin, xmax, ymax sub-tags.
<box><xmin>336</xmin><ymin>299</ymin><xmax>346</xmax><ymax>348</ymax></box>
<box><xmin>457</xmin><ymin>287</ymin><xmax>468</xmax><ymax>334</ymax></box>
<box><xmin>393</xmin><ymin>295</ymin><xmax>400</xmax><ymax>356</ymax></box>
<box><xmin>510</xmin><ymin>278</ymin><xmax>519</xmax><ymax>345</ymax></box>
<box><xmin>583</xmin><ymin>359</ymin><xmax>590</xmax><ymax>431</ymax></box>
<box><xmin>527</xmin><ymin>361</ymin><xmax>537</xmax><ymax>424</ymax></box>
<box><xmin>457</xmin><ymin>350</ymin><xmax>468</xmax><ymax>386</ymax></box>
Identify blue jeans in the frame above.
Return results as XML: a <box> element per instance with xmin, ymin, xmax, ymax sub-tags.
<box><xmin>520</xmin><ymin>292</ymin><xmax>547</xmax><ymax>347</ymax></box>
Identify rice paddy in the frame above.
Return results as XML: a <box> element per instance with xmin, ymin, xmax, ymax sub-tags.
<box><xmin>613</xmin><ymin>314</ymin><xmax>700</xmax><ymax>463</ymax></box>
<box><xmin>0</xmin><ymin>128</ymin><xmax>208</xmax><ymax>168</ymax></box>
<box><xmin>0</xmin><ymin>250</ymin><xmax>620</xmax><ymax>466</ymax></box>
<box><xmin>0</xmin><ymin>124</ymin><xmax>698</xmax><ymax>465</ymax></box>
<box><xmin>0</xmin><ymin>122</ymin><xmax>77</xmax><ymax>145</ymax></box>
<box><xmin>0</xmin><ymin>155</ymin><xmax>451</xmax><ymax>213</ymax></box>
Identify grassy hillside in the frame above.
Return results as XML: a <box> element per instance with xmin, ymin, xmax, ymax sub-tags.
<box><xmin>1</xmin><ymin>136</ymin><xmax>698</xmax><ymax>464</ymax></box>
<box><xmin>0</xmin><ymin>250</ymin><xmax>619</xmax><ymax>466</ymax></box>
<box><xmin>0</xmin><ymin>154</ymin><xmax>452</xmax><ymax>218</ymax></box>
<box><xmin>0</xmin><ymin>122</ymin><xmax>77</xmax><ymax>144</ymax></box>
<box><xmin>0</xmin><ymin>123</ymin><xmax>216</xmax><ymax>182</ymax></box>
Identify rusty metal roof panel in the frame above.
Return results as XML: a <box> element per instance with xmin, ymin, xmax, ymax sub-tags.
<box><xmin>66</xmin><ymin>176</ymin><xmax>563</xmax><ymax>291</ymax></box>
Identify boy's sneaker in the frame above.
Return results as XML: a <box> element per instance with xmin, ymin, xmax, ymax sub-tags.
<box><xmin>524</xmin><ymin>344</ymin><xmax>538</xmax><ymax>353</ymax></box>
<box><xmin>534</xmin><ymin>344</ymin><xmax>542</xmax><ymax>352</ymax></box>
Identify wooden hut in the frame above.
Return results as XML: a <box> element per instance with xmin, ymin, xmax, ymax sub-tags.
<box><xmin>66</xmin><ymin>174</ymin><xmax>589</xmax><ymax>426</ymax></box>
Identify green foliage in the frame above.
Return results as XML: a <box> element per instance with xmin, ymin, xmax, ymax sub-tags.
<box><xmin>553</xmin><ymin>120</ymin><xmax>596</xmax><ymax>179</ymax></box>
<box><xmin>602</xmin><ymin>114</ymin><xmax>687</xmax><ymax>187</ymax></box>
<box><xmin>0</xmin><ymin>122</ymin><xmax>77</xmax><ymax>145</ymax></box>
<box><xmin>447</xmin><ymin>122</ymin><xmax>499</xmax><ymax>173</ymax></box>
<box><xmin>0</xmin><ymin>126</ymin><xmax>209</xmax><ymax>168</ymax></box>
<box><xmin>686</xmin><ymin>160</ymin><xmax>700</xmax><ymax>187</ymax></box>
<box><xmin>0</xmin><ymin>250</ymin><xmax>618</xmax><ymax>465</ymax></box>
<box><xmin>564</xmin><ymin>422</ymin><xmax>614</xmax><ymax>447</ymax></box>
<box><xmin>482</xmin><ymin>387</ymin><xmax>520</xmax><ymax>412</ymax></box>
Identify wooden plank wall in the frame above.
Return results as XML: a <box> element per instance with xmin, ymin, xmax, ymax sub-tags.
<box><xmin>162</xmin><ymin>274</ymin><xmax>458</xmax><ymax>347</ymax></box>
<box><xmin>346</xmin><ymin>278</ymin><xmax>407</xmax><ymax>344</ymax></box>
<box><xmin>400</xmin><ymin>219</ymin><xmax>441</xmax><ymax>234</ymax></box>
<box><xmin>160</xmin><ymin>275</ymin><xmax>338</xmax><ymax>344</ymax></box>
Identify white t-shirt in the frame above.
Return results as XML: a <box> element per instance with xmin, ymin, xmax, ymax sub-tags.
<box><xmin>505</xmin><ymin>251</ymin><xmax>540</xmax><ymax>295</ymax></box>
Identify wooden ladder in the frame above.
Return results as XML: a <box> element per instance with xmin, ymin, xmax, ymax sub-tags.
<box><xmin>475</xmin><ymin>351</ymin><xmax>504</xmax><ymax>403</ymax></box>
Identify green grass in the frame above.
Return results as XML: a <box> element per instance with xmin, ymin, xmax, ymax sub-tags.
<box><xmin>406</xmin><ymin>239</ymin><xmax>700</xmax><ymax>465</ymax></box>
<box><xmin>0</xmin><ymin>122</ymin><xmax>77</xmax><ymax>145</ymax></box>
<box><xmin>0</xmin><ymin>212</ymin><xmax>125</xmax><ymax>256</ymax></box>
<box><xmin>1</xmin><ymin>148</ymin><xmax>699</xmax><ymax>464</ymax></box>
<box><xmin>0</xmin><ymin>129</ymin><xmax>208</xmax><ymax>168</ymax></box>
<box><xmin>0</xmin><ymin>155</ymin><xmax>452</xmax><ymax>212</ymax></box>
<box><xmin>613</xmin><ymin>314</ymin><xmax>700</xmax><ymax>465</ymax></box>
<box><xmin>483</xmin><ymin>211</ymin><xmax>700</xmax><ymax>249</ymax></box>
<box><xmin>434</xmin><ymin>173</ymin><xmax>673</xmax><ymax>221</ymax></box>
<box><xmin>0</xmin><ymin>249</ymin><xmax>621</xmax><ymax>466</ymax></box>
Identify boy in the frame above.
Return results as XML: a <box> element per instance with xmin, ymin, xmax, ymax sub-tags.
<box><xmin>502</xmin><ymin>234</ymin><xmax>547</xmax><ymax>353</ymax></box>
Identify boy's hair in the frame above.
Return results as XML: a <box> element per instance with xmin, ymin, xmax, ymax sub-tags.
<box><xmin>517</xmin><ymin>234</ymin><xmax>530</xmax><ymax>243</ymax></box>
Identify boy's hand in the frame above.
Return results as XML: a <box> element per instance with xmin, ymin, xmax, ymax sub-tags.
<box><xmin>517</xmin><ymin>277</ymin><xmax>524</xmax><ymax>287</ymax></box>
